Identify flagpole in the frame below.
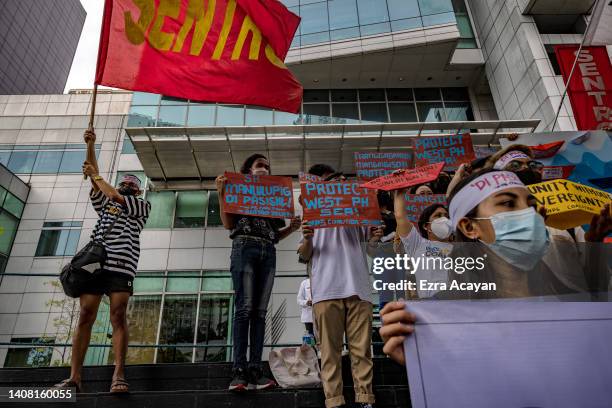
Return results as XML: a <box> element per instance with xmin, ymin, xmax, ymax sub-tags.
<box><xmin>550</xmin><ymin>0</ymin><xmax>597</xmax><ymax>131</ymax></box>
<box><xmin>84</xmin><ymin>84</ymin><xmax>99</xmax><ymax>180</ymax></box>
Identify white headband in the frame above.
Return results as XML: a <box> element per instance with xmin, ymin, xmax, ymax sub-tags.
<box><xmin>493</xmin><ymin>151</ymin><xmax>530</xmax><ymax>170</ymax></box>
<box><xmin>449</xmin><ymin>171</ymin><xmax>526</xmax><ymax>229</ymax></box>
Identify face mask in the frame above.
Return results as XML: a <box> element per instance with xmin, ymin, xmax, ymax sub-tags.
<box><xmin>118</xmin><ymin>186</ymin><xmax>136</xmax><ymax>196</ymax></box>
<box><xmin>253</xmin><ymin>168</ymin><xmax>269</xmax><ymax>176</ymax></box>
<box><xmin>515</xmin><ymin>169</ymin><xmax>542</xmax><ymax>185</ymax></box>
<box><xmin>476</xmin><ymin>207</ymin><xmax>549</xmax><ymax>271</ymax></box>
<box><xmin>430</xmin><ymin>217</ymin><xmax>452</xmax><ymax>240</ymax></box>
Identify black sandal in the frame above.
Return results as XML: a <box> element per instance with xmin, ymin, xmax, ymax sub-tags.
<box><xmin>52</xmin><ymin>378</ymin><xmax>82</xmax><ymax>393</ymax></box>
<box><xmin>110</xmin><ymin>377</ymin><xmax>129</xmax><ymax>394</ymax></box>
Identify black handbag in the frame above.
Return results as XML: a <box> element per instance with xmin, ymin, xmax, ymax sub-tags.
<box><xmin>60</xmin><ymin>210</ymin><xmax>120</xmax><ymax>298</ymax></box>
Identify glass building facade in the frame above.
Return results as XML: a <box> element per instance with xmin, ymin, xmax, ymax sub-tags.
<box><xmin>0</xmin><ymin>163</ymin><xmax>28</xmax><ymax>274</ymax></box>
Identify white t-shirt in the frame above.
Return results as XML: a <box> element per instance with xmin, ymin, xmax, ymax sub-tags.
<box><xmin>400</xmin><ymin>228</ymin><xmax>453</xmax><ymax>298</ymax></box>
<box><xmin>297</xmin><ymin>278</ymin><xmax>313</xmax><ymax>323</ymax></box>
<box><xmin>307</xmin><ymin>227</ymin><xmax>372</xmax><ymax>304</ymax></box>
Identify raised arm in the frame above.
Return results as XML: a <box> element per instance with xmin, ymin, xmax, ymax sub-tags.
<box><xmin>394</xmin><ymin>189</ymin><xmax>414</xmax><ymax>238</ymax></box>
<box><xmin>83</xmin><ymin>162</ymin><xmax>125</xmax><ymax>206</ymax></box>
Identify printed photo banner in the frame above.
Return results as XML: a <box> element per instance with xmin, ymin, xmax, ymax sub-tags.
<box><xmin>354</xmin><ymin>151</ymin><xmax>413</xmax><ymax>182</ymax></box>
<box><xmin>300</xmin><ymin>180</ymin><xmax>381</xmax><ymax>228</ymax></box>
<box><xmin>361</xmin><ymin>162</ymin><xmax>444</xmax><ymax>191</ymax></box>
<box><xmin>527</xmin><ymin>180</ymin><xmax>611</xmax><ymax>230</ymax></box>
<box><xmin>413</xmin><ymin>133</ymin><xmax>476</xmax><ymax>170</ymax></box>
<box><xmin>223</xmin><ymin>172</ymin><xmax>294</xmax><ymax>219</ymax></box>
<box><xmin>403</xmin><ymin>194</ymin><xmax>447</xmax><ymax>224</ymax></box>
<box><xmin>542</xmin><ymin>166</ymin><xmax>576</xmax><ymax>181</ymax></box>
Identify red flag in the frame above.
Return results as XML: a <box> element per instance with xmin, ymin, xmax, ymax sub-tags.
<box><xmin>95</xmin><ymin>0</ymin><xmax>303</xmax><ymax>112</ymax></box>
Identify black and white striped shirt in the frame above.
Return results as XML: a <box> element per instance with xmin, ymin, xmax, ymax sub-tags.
<box><xmin>90</xmin><ymin>189</ymin><xmax>151</xmax><ymax>278</ymax></box>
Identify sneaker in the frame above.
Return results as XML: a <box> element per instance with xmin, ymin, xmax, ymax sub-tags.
<box><xmin>228</xmin><ymin>368</ymin><xmax>248</xmax><ymax>392</ymax></box>
<box><xmin>247</xmin><ymin>366</ymin><xmax>275</xmax><ymax>390</ymax></box>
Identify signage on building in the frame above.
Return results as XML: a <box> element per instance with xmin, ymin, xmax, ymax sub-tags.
<box><xmin>554</xmin><ymin>46</ymin><xmax>612</xmax><ymax>130</ymax></box>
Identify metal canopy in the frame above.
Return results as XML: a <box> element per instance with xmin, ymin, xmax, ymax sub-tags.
<box><xmin>126</xmin><ymin>119</ymin><xmax>541</xmax><ymax>190</ymax></box>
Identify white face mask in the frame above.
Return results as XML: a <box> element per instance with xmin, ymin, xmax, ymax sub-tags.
<box><xmin>252</xmin><ymin>168</ymin><xmax>269</xmax><ymax>176</ymax></box>
<box><xmin>430</xmin><ymin>217</ymin><xmax>452</xmax><ymax>240</ymax></box>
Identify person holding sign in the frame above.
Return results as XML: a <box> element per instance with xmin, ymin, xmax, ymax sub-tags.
<box><xmin>297</xmin><ymin>164</ymin><xmax>383</xmax><ymax>408</ymax></box>
<box><xmin>216</xmin><ymin>153</ymin><xmax>301</xmax><ymax>392</ymax></box>
<box><xmin>392</xmin><ymin>180</ymin><xmax>453</xmax><ymax>298</ymax></box>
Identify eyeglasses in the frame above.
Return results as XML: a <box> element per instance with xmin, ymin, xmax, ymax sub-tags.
<box><xmin>505</xmin><ymin>160</ymin><xmax>544</xmax><ymax>172</ymax></box>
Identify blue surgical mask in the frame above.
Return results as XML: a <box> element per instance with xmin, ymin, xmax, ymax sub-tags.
<box><xmin>474</xmin><ymin>207</ymin><xmax>549</xmax><ymax>271</ymax></box>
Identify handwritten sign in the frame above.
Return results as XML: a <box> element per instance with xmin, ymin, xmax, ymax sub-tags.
<box><xmin>542</xmin><ymin>166</ymin><xmax>575</xmax><ymax>180</ymax></box>
<box><xmin>527</xmin><ymin>180</ymin><xmax>611</xmax><ymax>230</ymax></box>
<box><xmin>403</xmin><ymin>194</ymin><xmax>447</xmax><ymax>224</ymax></box>
<box><xmin>223</xmin><ymin>172</ymin><xmax>294</xmax><ymax>219</ymax></box>
<box><xmin>298</xmin><ymin>172</ymin><xmax>322</xmax><ymax>183</ymax></box>
<box><xmin>361</xmin><ymin>162</ymin><xmax>444</xmax><ymax>191</ymax></box>
<box><xmin>300</xmin><ymin>180</ymin><xmax>381</xmax><ymax>228</ymax></box>
<box><xmin>354</xmin><ymin>151</ymin><xmax>413</xmax><ymax>182</ymax></box>
<box><xmin>413</xmin><ymin>133</ymin><xmax>476</xmax><ymax>170</ymax></box>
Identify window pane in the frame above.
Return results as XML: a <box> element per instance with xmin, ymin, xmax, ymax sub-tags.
<box><xmin>158</xmin><ymin>295</ymin><xmax>198</xmax><ymax>363</ymax></box>
<box><xmin>389</xmin><ymin>103</ymin><xmax>418</xmax><ymax>122</ymax></box>
<box><xmin>127</xmin><ymin>106</ymin><xmax>157</xmax><ymax>127</ymax></box>
<box><xmin>303</xmin><ymin>104</ymin><xmax>331</xmax><ymax>124</ymax></box>
<box><xmin>174</xmin><ymin>191</ymin><xmax>206</xmax><ymax>228</ymax></box>
<box><xmin>32</xmin><ymin>151</ymin><xmax>62</xmax><ymax>174</ymax></box>
<box><xmin>65</xmin><ymin>230</ymin><xmax>81</xmax><ymax>256</ymax></box>
<box><xmin>35</xmin><ymin>230</ymin><xmax>65</xmax><ymax>257</ymax></box>
<box><xmin>121</xmin><ymin>138</ymin><xmax>136</xmax><ymax>154</ymax></box>
<box><xmin>414</xmin><ymin>88</ymin><xmax>441</xmax><ymax>101</ymax></box>
<box><xmin>360</xmin><ymin>104</ymin><xmax>388</xmax><ymax>122</ymax></box>
<box><xmin>359</xmin><ymin>89</ymin><xmax>385</xmax><ymax>101</ymax></box>
<box><xmin>245</xmin><ymin>107</ymin><xmax>273</xmax><ymax>125</ymax></box>
<box><xmin>187</xmin><ymin>105</ymin><xmax>216</xmax><ymax>126</ymax></box>
<box><xmin>387</xmin><ymin>0</ymin><xmax>420</xmax><ymax>19</ymax></box>
<box><xmin>303</xmin><ymin>90</ymin><xmax>329</xmax><ymax>102</ymax></box>
<box><xmin>0</xmin><ymin>187</ymin><xmax>7</xmax><ymax>207</ymax></box>
<box><xmin>4</xmin><ymin>338</ymin><xmax>54</xmax><ymax>368</ymax></box>
<box><xmin>360</xmin><ymin>21</ymin><xmax>390</xmax><ymax>36</ymax></box>
<box><xmin>0</xmin><ymin>151</ymin><xmax>10</xmax><ymax>166</ymax></box>
<box><xmin>134</xmin><ymin>273</ymin><xmax>165</xmax><ymax>292</ymax></box>
<box><xmin>418</xmin><ymin>0</ymin><xmax>453</xmax><ymax>15</ymax></box>
<box><xmin>201</xmin><ymin>271</ymin><xmax>232</xmax><ymax>291</ymax></box>
<box><xmin>445</xmin><ymin>102</ymin><xmax>474</xmax><ymax>121</ymax></box>
<box><xmin>158</xmin><ymin>106</ymin><xmax>187</xmax><ymax>127</ymax></box>
<box><xmin>300</xmin><ymin>2</ymin><xmax>329</xmax><ymax>34</ymax></box>
<box><xmin>274</xmin><ymin>110</ymin><xmax>301</xmax><ymax>125</ymax></box>
<box><xmin>124</xmin><ymin>295</ymin><xmax>161</xmax><ymax>364</ymax></box>
<box><xmin>216</xmin><ymin>105</ymin><xmax>244</xmax><ymax>126</ymax></box>
<box><xmin>195</xmin><ymin>296</ymin><xmax>231</xmax><ymax>362</ymax></box>
<box><xmin>332</xmin><ymin>104</ymin><xmax>359</xmax><ymax>123</ymax></box>
<box><xmin>145</xmin><ymin>191</ymin><xmax>175</xmax><ymax>229</ymax></box>
<box><xmin>357</xmin><ymin>0</ymin><xmax>389</xmax><ymax>25</ymax></box>
<box><xmin>0</xmin><ymin>211</ymin><xmax>18</xmax><ymax>255</ymax></box>
<box><xmin>132</xmin><ymin>92</ymin><xmax>160</xmax><ymax>105</ymax></box>
<box><xmin>207</xmin><ymin>191</ymin><xmax>222</xmax><ymax>227</ymax></box>
<box><xmin>387</xmin><ymin>88</ymin><xmax>414</xmax><ymax>101</ymax></box>
<box><xmin>301</xmin><ymin>31</ymin><xmax>330</xmax><ymax>45</ymax></box>
<box><xmin>331</xmin><ymin>89</ymin><xmax>357</xmax><ymax>102</ymax></box>
<box><xmin>422</xmin><ymin>12</ymin><xmax>455</xmax><ymax>26</ymax></box>
<box><xmin>417</xmin><ymin>102</ymin><xmax>446</xmax><ymax>122</ymax></box>
<box><xmin>442</xmin><ymin>87</ymin><xmax>470</xmax><ymax>101</ymax></box>
<box><xmin>167</xmin><ymin>271</ymin><xmax>200</xmax><ymax>292</ymax></box>
<box><xmin>329</xmin><ymin>0</ymin><xmax>358</xmax><ymax>30</ymax></box>
<box><xmin>391</xmin><ymin>17</ymin><xmax>422</xmax><ymax>31</ymax></box>
<box><xmin>7</xmin><ymin>151</ymin><xmax>36</xmax><ymax>174</ymax></box>
<box><xmin>330</xmin><ymin>27</ymin><xmax>360</xmax><ymax>41</ymax></box>
<box><xmin>3</xmin><ymin>192</ymin><xmax>24</xmax><ymax>218</ymax></box>
<box><xmin>161</xmin><ymin>96</ymin><xmax>186</xmax><ymax>105</ymax></box>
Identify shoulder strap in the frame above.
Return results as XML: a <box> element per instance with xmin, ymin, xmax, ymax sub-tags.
<box><xmin>98</xmin><ymin>206</ymin><xmax>122</xmax><ymax>241</ymax></box>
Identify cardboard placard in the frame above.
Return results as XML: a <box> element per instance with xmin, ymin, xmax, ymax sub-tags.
<box><xmin>354</xmin><ymin>151</ymin><xmax>413</xmax><ymax>182</ymax></box>
<box><xmin>361</xmin><ymin>162</ymin><xmax>444</xmax><ymax>191</ymax></box>
<box><xmin>223</xmin><ymin>172</ymin><xmax>294</xmax><ymax>219</ymax></box>
<box><xmin>541</xmin><ymin>166</ymin><xmax>575</xmax><ymax>180</ymax></box>
<box><xmin>300</xmin><ymin>180</ymin><xmax>381</xmax><ymax>228</ymax></box>
<box><xmin>298</xmin><ymin>172</ymin><xmax>322</xmax><ymax>183</ymax></box>
<box><xmin>403</xmin><ymin>194</ymin><xmax>448</xmax><ymax>224</ymax></box>
<box><xmin>527</xmin><ymin>180</ymin><xmax>611</xmax><ymax>230</ymax></box>
<box><xmin>413</xmin><ymin>133</ymin><xmax>476</xmax><ymax>170</ymax></box>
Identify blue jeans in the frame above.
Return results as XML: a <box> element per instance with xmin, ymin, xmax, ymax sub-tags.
<box><xmin>230</xmin><ymin>236</ymin><xmax>276</xmax><ymax>370</ymax></box>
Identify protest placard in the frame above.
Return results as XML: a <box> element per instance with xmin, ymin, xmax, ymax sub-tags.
<box><xmin>300</xmin><ymin>180</ymin><xmax>381</xmax><ymax>228</ymax></box>
<box><xmin>298</xmin><ymin>172</ymin><xmax>322</xmax><ymax>183</ymax></box>
<box><xmin>354</xmin><ymin>151</ymin><xmax>413</xmax><ymax>182</ymax></box>
<box><xmin>403</xmin><ymin>193</ymin><xmax>447</xmax><ymax>223</ymax></box>
<box><xmin>530</xmin><ymin>140</ymin><xmax>565</xmax><ymax>159</ymax></box>
<box><xmin>413</xmin><ymin>133</ymin><xmax>476</xmax><ymax>170</ymax></box>
<box><xmin>527</xmin><ymin>179</ymin><xmax>611</xmax><ymax>229</ymax></box>
<box><xmin>361</xmin><ymin>162</ymin><xmax>444</xmax><ymax>191</ymax></box>
<box><xmin>223</xmin><ymin>172</ymin><xmax>294</xmax><ymax>219</ymax></box>
<box><xmin>542</xmin><ymin>166</ymin><xmax>575</xmax><ymax>180</ymax></box>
